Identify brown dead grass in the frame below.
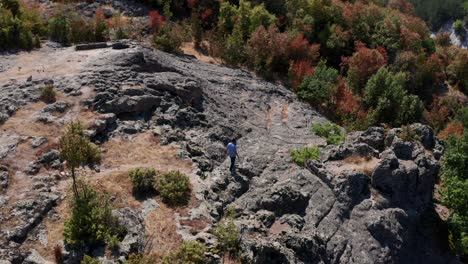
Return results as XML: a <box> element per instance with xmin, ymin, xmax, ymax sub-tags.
<box><xmin>327</xmin><ymin>155</ymin><xmax>380</xmax><ymax>177</ymax></box>
<box><xmin>100</xmin><ymin>132</ymin><xmax>193</xmax><ymax>174</ymax></box>
<box><xmin>181</xmin><ymin>42</ymin><xmax>221</xmax><ymax>65</ymax></box>
<box><xmin>144</xmin><ymin>203</ymin><xmax>183</xmax><ymax>261</ymax></box>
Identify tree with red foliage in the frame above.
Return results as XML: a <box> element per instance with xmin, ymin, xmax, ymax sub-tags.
<box><xmin>289</xmin><ymin>60</ymin><xmax>314</xmax><ymax>90</ymax></box>
<box><xmin>387</xmin><ymin>0</ymin><xmax>415</xmax><ymax>15</ymax></box>
<box><xmin>335</xmin><ymin>79</ymin><xmax>360</xmax><ymax>116</ymax></box>
<box><xmin>425</xmin><ymin>99</ymin><xmax>450</xmax><ymax>132</ymax></box>
<box><xmin>149</xmin><ymin>10</ymin><xmax>165</xmax><ymax>33</ymax></box>
<box><xmin>343</xmin><ymin>41</ymin><xmax>388</xmax><ymax>94</ymax></box>
<box><xmin>439</xmin><ymin>121</ymin><xmax>465</xmax><ymax>139</ymax></box>
<box><xmin>288</xmin><ymin>34</ymin><xmax>320</xmax><ymax>62</ymax></box>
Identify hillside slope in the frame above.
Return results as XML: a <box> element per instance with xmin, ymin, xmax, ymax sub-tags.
<box><xmin>0</xmin><ymin>42</ymin><xmax>457</xmax><ymax>263</ymax></box>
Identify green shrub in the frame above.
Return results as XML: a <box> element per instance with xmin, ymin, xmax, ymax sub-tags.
<box><xmin>129</xmin><ymin>167</ymin><xmax>156</xmax><ymax>197</ymax></box>
<box><xmin>153</xmin><ymin>23</ymin><xmax>185</xmax><ymax>53</ymax></box>
<box><xmin>290</xmin><ymin>147</ymin><xmax>320</xmax><ymax>166</ymax></box>
<box><xmin>454</xmin><ymin>19</ymin><xmax>466</xmax><ymax>38</ymax></box>
<box><xmin>0</xmin><ymin>2</ymin><xmax>44</xmax><ymax>51</ymax></box>
<box><xmin>312</xmin><ymin>122</ymin><xmax>346</xmax><ymax>145</ymax></box>
<box><xmin>106</xmin><ymin>234</ymin><xmax>120</xmax><ymax>251</ymax></box>
<box><xmin>40</xmin><ymin>84</ymin><xmax>56</xmax><ymax>104</ymax></box>
<box><xmin>441</xmin><ymin>131</ymin><xmax>468</xmax><ymax>261</ymax></box>
<box><xmin>81</xmin><ymin>255</ymin><xmax>101</xmax><ymax>264</ymax></box>
<box><xmin>63</xmin><ymin>183</ymin><xmax>123</xmax><ymax>248</ymax></box>
<box><xmin>455</xmin><ymin>106</ymin><xmax>468</xmax><ymax>128</ymax></box>
<box><xmin>162</xmin><ymin>241</ymin><xmax>207</xmax><ymax>264</ymax></box>
<box><xmin>398</xmin><ymin>125</ymin><xmax>421</xmax><ymax>142</ymax></box>
<box><xmin>156</xmin><ymin>170</ymin><xmax>191</xmax><ymax>206</ymax></box>
<box><xmin>298</xmin><ymin>61</ymin><xmax>339</xmax><ymax>108</ymax></box>
<box><xmin>49</xmin><ymin>13</ymin><xmax>71</xmax><ymax>46</ymax></box>
<box><xmin>212</xmin><ymin>218</ymin><xmax>240</xmax><ymax>257</ymax></box>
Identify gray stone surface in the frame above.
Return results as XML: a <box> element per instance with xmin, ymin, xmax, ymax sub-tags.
<box><xmin>0</xmin><ymin>41</ymin><xmax>456</xmax><ymax>263</ymax></box>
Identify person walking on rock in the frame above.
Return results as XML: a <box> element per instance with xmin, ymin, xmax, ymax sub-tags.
<box><xmin>227</xmin><ymin>138</ymin><xmax>239</xmax><ymax>173</ymax></box>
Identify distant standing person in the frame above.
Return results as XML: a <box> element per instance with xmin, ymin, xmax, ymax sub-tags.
<box><xmin>227</xmin><ymin>138</ymin><xmax>239</xmax><ymax>173</ymax></box>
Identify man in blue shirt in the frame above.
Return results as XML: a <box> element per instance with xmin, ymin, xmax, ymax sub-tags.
<box><xmin>227</xmin><ymin>138</ymin><xmax>239</xmax><ymax>173</ymax></box>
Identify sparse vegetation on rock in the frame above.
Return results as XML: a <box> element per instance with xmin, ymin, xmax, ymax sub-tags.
<box><xmin>312</xmin><ymin>122</ymin><xmax>346</xmax><ymax>145</ymax></box>
<box><xmin>213</xmin><ymin>215</ymin><xmax>240</xmax><ymax>258</ymax></box>
<box><xmin>291</xmin><ymin>147</ymin><xmax>320</xmax><ymax>166</ymax></box>
<box><xmin>40</xmin><ymin>84</ymin><xmax>57</xmax><ymax>104</ymax></box>
<box><xmin>162</xmin><ymin>240</ymin><xmax>207</xmax><ymax>264</ymax></box>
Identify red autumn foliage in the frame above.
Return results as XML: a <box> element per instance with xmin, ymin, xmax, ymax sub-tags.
<box><xmin>201</xmin><ymin>8</ymin><xmax>213</xmax><ymax>23</ymax></box>
<box><xmin>288</xmin><ymin>34</ymin><xmax>320</xmax><ymax>63</ymax></box>
<box><xmin>426</xmin><ymin>53</ymin><xmax>446</xmax><ymax>84</ymax></box>
<box><xmin>343</xmin><ymin>41</ymin><xmax>388</xmax><ymax>93</ymax></box>
<box><xmin>439</xmin><ymin>121</ymin><xmax>465</xmax><ymax>139</ymax></box>
<box><xmin>335</xmin><ymin>79</ymin><xmax>361</xmax><ymax>115</ymax></box>
<box><xmin>149</xmin><ymin>10</ymin><xmax>165</xmax><ymax>33</ymax></box>
<box><xmin>400</xmin><ymin>25</ymin><xmax>421</xmax><ymax>50</ymax></box>
<box><xmin>387</xmin><ymin>0</ymin><xmax>415</xmax><ymax>14</ymax></box>
<box><xmin>289</xmin><ymin>60</ymin><xmax>314</xmax><ymax>90</ymax></box>
<box><xmin>425</xmin><ymin>99</ymin><xmax>450</xmax><ymax>131</ymax></box>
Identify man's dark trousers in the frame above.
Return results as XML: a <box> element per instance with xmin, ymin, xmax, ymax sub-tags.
<box><xmin>230</xmin><ymin>157</ymin><xmax>236</xmax><ymax>171</ymax></box>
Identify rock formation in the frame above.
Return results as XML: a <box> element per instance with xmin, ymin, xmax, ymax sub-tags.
<box><xmin>0</xmin><ymin>41</ymin><xmax>456</xmax><ymax>263</ymax></box>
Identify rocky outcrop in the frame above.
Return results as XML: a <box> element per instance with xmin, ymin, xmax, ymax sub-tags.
<box><xmin>0</xmin><ymin>41</ymin><xmax>455</xmax><ymax>263</ymax></box>
<box><xmin>112</xmin><ymin>207</ymin><xmax>145</xmax><ymax>258</ymax></box>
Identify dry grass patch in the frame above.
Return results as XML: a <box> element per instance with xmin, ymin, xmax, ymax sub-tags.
<box><xmin>144</xmin><ymin>203</ymin><xmax>183</xmax><ymax>261</ymax></box>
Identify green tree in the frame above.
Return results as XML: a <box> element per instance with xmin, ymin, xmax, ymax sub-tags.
<box><xmin>297</xmin><ymin>60</ymin><xmax>339</xmax><ymax>107</ymax></box>
<box><xmin>49</xmin><ymin>13</ymin><xmax>71</xmax><ymax>46</ymax></box>
<box><xmin>64</xmin><ymin>183</ymin><xmax>123</xmax><ymax>249</ymax></box>
<box><xmin>363</xmin><ymin>67</ymin><xmax>423</xmax><ymax>125</ymax></box>
<box><xmin>59</xmin><ymin>121</ymin><xmax>101</xmax><ymax>198</ymax></box>
<box><xmin>218</xmin><ymin>1</ymin><xmax>238</xmax><ymax>34</ymax></box>
<box><xmin>248</xmin><ymin>3</ymin><xmax>276</xmax><ymax>34</ymax></box>
<box><xmin>447</xmin><ymin>49</ymin><xmax>468</xmax><ymax>95</ymax></box>
<box><xmin>441</xmin><ymin>131</ymin><xmax>468</xmax><ymax>261</ymax></box>
<box><xmin>1</xmin><ymin>0</ymin><xmax>20</xmax><ymax>17</ymax></box>
<box><xmin>454</xmin><ymin>19</ymin><xmax>466</xmax><ymax>39</ymax></box>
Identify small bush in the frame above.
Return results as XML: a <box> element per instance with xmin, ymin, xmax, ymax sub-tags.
<box><xmin>312</xmin><ymin>122</ymin><xmax>346</xmax><ymax>145</ymax></box>
<box><xmin>153</xmin><ymin>23</ymin><xmax>185</xmax><ymax>53</ymax></box>
<box><xmin>162</xmin><ymin>241</ymin><xmax>207</xmax><ymax>264</ymax></box>
<box><xmin>40</xmin><ymin>84</ymin><xmax>56</xmax><ymax>104</ymax></box>
<box><xmin>81</xmin><ymin>255</ymin><xmax>101</xmax><ymax>264</ymax></box>
<box><xmin>49</xmin><ymin>13</ymin><xmax>71</xmax><ymax>46</ymax></box>
<box><xmin>129</xmin><ymin>167</ymin><xmax>156</xmax><ymax>197</ymax></box>
<box><xmin>106</xmin><ymin>234</ymin><xmax>120</xmax><ymax>252</ymax></box>
<box><xmin>290</xmin><ymin>147</ymin><xmax>320</xmax><ymax>166</ymax></box>
<box><xmin>156</xmin><ymin>170</ymin><xmax>191</xmax><ymax>206</ymax></box>
<box><xmin>64</xmin><ymin>183</ymin><xmax>123</xmax><ymax>248</ymax></box>
<box><xmin>398</xmin><ymin>125</ymin><xmax>421</xmax><ymax>142</ymax></box>
<box><xmin>212</xmin><ymin>218</ymin><xmax>240</xmax><ymax>257</ymax></box>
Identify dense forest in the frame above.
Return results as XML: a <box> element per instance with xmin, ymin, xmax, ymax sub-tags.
<box><xmin>0</xmin><ymin>0</ymin><xmax>467</xmax><ymax>261</ymax></box>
